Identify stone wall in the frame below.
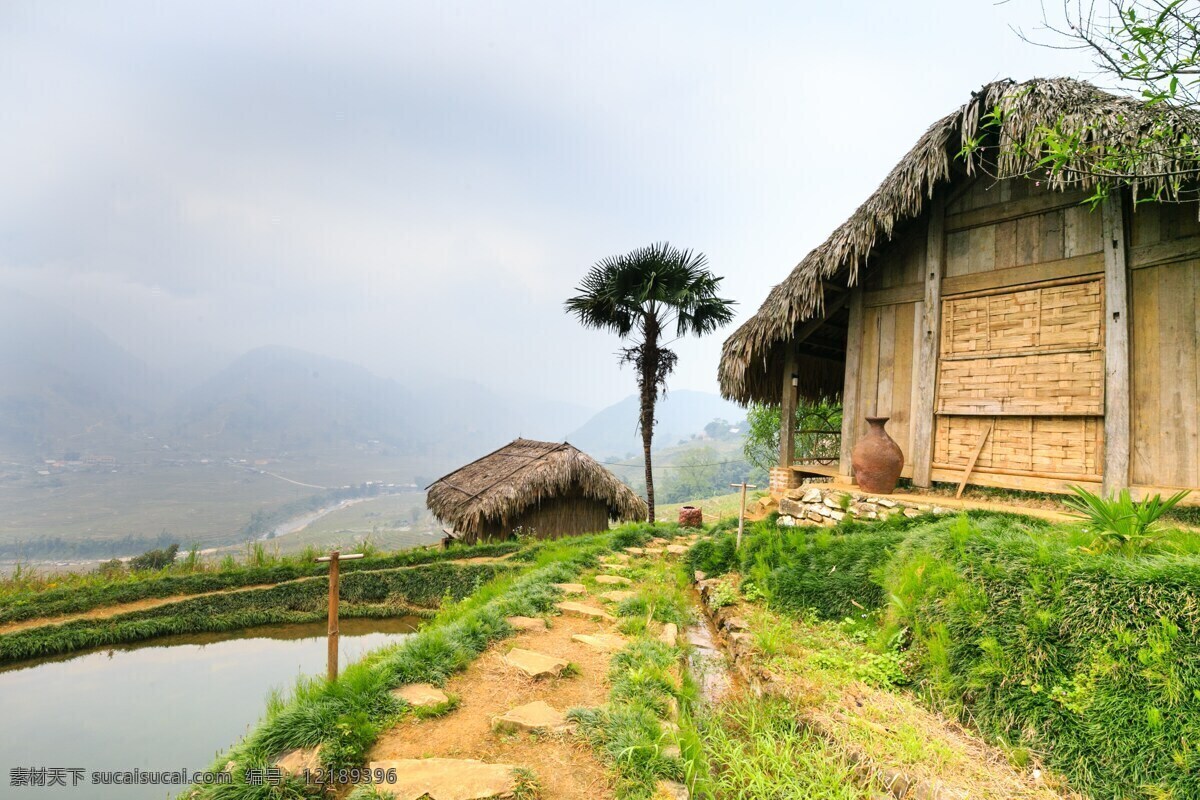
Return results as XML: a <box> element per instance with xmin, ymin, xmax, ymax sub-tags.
<box><xmin>774</xmin><ymin>485</ymin><xmax>950</xmax><ymax>527</ymax></box>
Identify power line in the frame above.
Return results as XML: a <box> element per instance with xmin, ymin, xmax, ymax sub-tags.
<box><xmin>597</xmin><ymin>459</ymin><xmax>748</xmax><ymax>469</ymax></box>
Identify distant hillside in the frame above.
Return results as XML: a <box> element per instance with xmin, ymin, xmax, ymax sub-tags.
<box><xmin>566</xmin><ymin>390</ymin><xmax>746</xmax><ymax>459</ymax></box>
<box><xmin>0</xmin><ymin>291</ymin><xmax>169</xmax><ymax>460</ymax></box>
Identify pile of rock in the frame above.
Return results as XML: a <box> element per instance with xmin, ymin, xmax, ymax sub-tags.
<box><xmin>775</xmin><ymin>486</ymin><xmax>947</xmax><ymax>527</ymax></box>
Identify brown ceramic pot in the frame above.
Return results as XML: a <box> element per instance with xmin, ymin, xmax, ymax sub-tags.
<box><xmin>678</xmin><ymin>506</ymin><xmax>703</xmax><ymax>528</ymax></box>
<box><xmin>851</xmin><ymin>416</ymin><xmax>904</xmax><ymax>494</ymax></box>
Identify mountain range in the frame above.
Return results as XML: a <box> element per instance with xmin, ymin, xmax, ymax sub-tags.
<box><xmin>0</xmin><ymin>291</ymin><xmax>740</xmax><ymax>468</ymax></box>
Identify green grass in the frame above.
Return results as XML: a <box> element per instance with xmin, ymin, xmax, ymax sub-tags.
<box><xmin>726</xmin><ymin>510</ymin><xmax>1200</xmax><ymax>799</ymax></box>
<box><xmin>0</xmin><ymin>561</ymin><xmax>507</xmax><ymax>663</ymax></box>
<box><xmin>0</xmin><ymin>540</ymin><xmax>519</xmax><ymax>624</ymax></box>
<box><xmin>697</xmin><ymin>696</ymin><xmax>867</xmax><ymax>799</ymax></box>
<box><xmin>186</xmin><ymin>530</ymin><xmax>618</xmax><ymax>799</ymax></box>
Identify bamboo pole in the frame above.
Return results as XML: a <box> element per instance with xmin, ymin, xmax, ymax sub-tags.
<box><xmin>316</xmin><ymin>550</ymin><xmax>364</xmax><ymax>681</ymax></box>
<box><xmin>730</xmin><ymin>482</ymin><xmax>758</xmax><ymax>549</ymax></box>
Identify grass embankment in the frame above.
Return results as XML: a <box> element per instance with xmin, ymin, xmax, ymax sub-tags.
<box><xmin>688</xmin><ymin>511</ymin><xmax>1200</xmax><ymax>799</ymax></box>
<box><xmin>0</xmin><ymin>541</ymin><xmax>519</xmax><ymax>625</ymax></box>
<box><xmin>573</xmin><ymin>530</ymin><xmax>865</xmax><ymax>799</ymax></box>
<box><xmin>187</xmin><ymin>533</ymin><xmax>615</xmax><ymax>799</ymax></box>
<box><xmin>0</xmin><ymin>561</ymin><xmax>507</xmax><ymax>663</ymax></box>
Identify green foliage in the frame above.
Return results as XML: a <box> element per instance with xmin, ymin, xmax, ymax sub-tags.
<box><xmin>707</xmin><ymin>582</ymin><xmax>739</xmax><ymax>609</ymax></box>
<box><xmin>1063</xmin><ymin>485</ymin><xmax>1190</xmax><ymax>551</ymax></box>
<box><xmin>127</xmin><ymin>542</ymin><xmax>180</xmax><ymax>571</ymax></box>
<box><xmin>0</xmin><ymin>541</ymin><xmax>520</xmax><ymax>625</ymax></box>
<box><xmin>0</xmin><ymin>562</ymin><xmax>506</xmax><ymax>663</ymax></box>
<box><xmin>742</xmin><ymin>400</ymin><xmax>842</xmax><ymax>473</ymax></box>
<box><xmin>876</xmin><ymin>513</ymin><xmax>1200</xmax><ymax>798</ymax></box>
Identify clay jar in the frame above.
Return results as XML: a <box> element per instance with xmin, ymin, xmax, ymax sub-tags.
<box><xmin>678</xmin><ymin>506</ymin><xmax>703</xmax><ymax>528</ymax></box>
<box><xmin>851</xmin><ymin>416</ymin><xmax>904</xmax><ymax>494</ymax></box>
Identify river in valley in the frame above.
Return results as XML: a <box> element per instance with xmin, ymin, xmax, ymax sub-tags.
<box><xmin>0</xmin><ymin>617</ymin><xmax>421</xmax><ymax>799</ymax></box>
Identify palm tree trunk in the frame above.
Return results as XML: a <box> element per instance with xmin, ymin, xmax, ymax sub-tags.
<box><xmin>640</xmin><ymin>319</ymin><xmax>660</xmax><ymax>523</ymax></box>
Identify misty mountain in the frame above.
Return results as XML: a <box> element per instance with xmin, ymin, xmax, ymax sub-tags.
<box><xmin>0</xmin><ymin>291</ymin><xmax>170</xmax><ymax>459</ymax></box>
<box><xmin>567</xmin><ymin>389</ymin><xmax>746</xmax><ymax>459</ymax></box>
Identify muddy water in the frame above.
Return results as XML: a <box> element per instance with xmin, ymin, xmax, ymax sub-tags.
<box><xmin>0</xmin><ymin>617</ymin><xmax>420</xmax><ymax>800</ymax></box>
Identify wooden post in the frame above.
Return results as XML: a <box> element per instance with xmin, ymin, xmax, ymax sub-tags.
<box><xmin>730</xmin><ymin>482</ymin><xmax>758</xmax><ymax>549</ymax></box>
<box><xmin>1102</xmin><ymin>191</ymin><xmax>1130</xmax><ymax>497</ymax></box>
<box><xmin>779</xmin><ymin>346</ymin><xmax>798</xmax><ymax>471</ymax></box>
<box><xmin>839</xmin><ymin>287</ymin><xmax>864</xmax><ymax>477</ymax></box>
<box><xmin>912</xmin><ymin>194</ymin><xmax>945</xmax><ymax>488</ymax></box>
<box><xmin>316</xmin><ymin>550</ymin><xmax>364</xmax><ymax>681</ymax></box>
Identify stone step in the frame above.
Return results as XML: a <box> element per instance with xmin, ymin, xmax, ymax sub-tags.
<box><xmin>391</xmin><ymin>683</ymin><xmax>450</xmax><ymax>709</ymax></box>
<box><xmin>492</xmin><ymin>700</ymin><xmax>572</xmax><ymax>734</ymax></box>
<box><xmin>506</xmin><ymin>616</ymin><xmax>549</xmax><ymax>632</ymax></box>
<box><xmin>571</xmin><ymin>632</ymin><xmax>627</xmax><ymax>652</ymax></box>
<box><xmin>658</xmin><ymin>622</ymin><xmax>679</xmax><ymax>647</ymax></box>
<box><xmin>552</xmin><ymin>582</ymin><xmax>586</xmax><ymax>595</ymax></box>
<box><xmin>594</xmin><ymin>574</ymin><xmax>633</xmax><ymax>586</ymax></box>
<box><xmin>666</xmin><ymin>544</ymin><xmax>690</xmax><ymax>555</ymax></box>
<box><xmin>624</xmin><ymin>547</ymin><xmax>645</xmax><ymax>555</ymax></box>
<box><xmin>599</xmin><ymin>590</ymin><xmax>636</xmax><ymax>604</ymax></box>
<box><xmin>654</xmin><ymin>779</ymin><xmax>690</xmax><ymax>799</ymax></box>
<box><xmin>555</xmin><ymin>601</ymin><xmax>615</xmax><ymax>621</ymax></box>
<box><xmin>368</xmin><ymin>758</ymin><xmax>519</xmax><ymax>800</ymax></box>
<box><xmin>503</xmin><ymin>647</ymin><xmax>570</xmax><ymax>679</ymax></box>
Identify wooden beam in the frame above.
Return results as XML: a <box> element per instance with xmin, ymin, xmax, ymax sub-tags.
<box><xmin>1130</xmin><ymin>232</ymin><xmax>1200</xmax><ymax>270</ymax></box>
<box><xmin>944</xmin><ymin>188</ymin><xmax>1089</xmax><ymax>232</ymax></box>
<box><xmin>779</xmin><ymin>346</ymin><xmax>798</xmax><ymax>469</ymax></box>
<box><xmin>839</xmin><ymin>287</ymin><xmax>865</xmax><ymax>474</ymax></box>
<box><xmin>1102</xmin><ymin>191</ymin><xmax>1131</xmax><ymax>496</ymax></box>
<box><xmin>912</xmin><ymin>195</ymin><xmax>945</xmax><ymax>488</ymax></box>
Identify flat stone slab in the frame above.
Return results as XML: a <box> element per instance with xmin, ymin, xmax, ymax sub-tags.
<box><xmin>506</xmin><ymin>615</ymin><xmax>548</xmax><ymax>632</ymax></box>
<box><xmin>642</xmin><ymin>547</ymin><xmax>665</xmax><ymax>556</ymax></box>
<box><xmin>274</xmin><ymin>745</ymin><xmax>321</xmax><ymax>776</ymax></box>
<box><xmin>555</xmin><ymin>601</ymin><xmax>615</xmax><ymax>621</ymax></box>
<box><xmin>504</xmin><ymin>647</ymin><xmax>569</xmax><ymax>679</ymax></box>
<box><xmin>650</xmin><ymin>537</ymin><xmax>669</xmax><ymax>545</ymax></box>
<box><xmin>492</xmin><ymin>700</ymin><xmax>571</xmax><ymax>734</ymax></box>
<box><xmin>654</xmin><ymin>779</ymin><xmax>690</xmax><ymax>799</ymax></box>
<box><xmin>624</xmin><ymin>547</ymin><xmax>645</xmax><ymax>555</ymax></box>
<box><xmin>552</xmin><ymin>582</ymin><xmax>586</xmax><ymax>595</ymax></box>
<box><xmin>391</xmin><ymin>683</ymin><xmax>450</xmax><ymax>708</ymax></box>
<box><xmin>572</xmin><ymin>632</ymin><xmax>627</xmax><ymax>652</ymax></box>
<box><xmin>666</xmin><ymin>544</ymin><xmax>690</xmax><ymax>555</ymax></box>
<box><xmin>658</xmin><ymin>622</ymin><xmax>678</xmax><ymax>647</ymax></box>
<box><xmin>599</xmin><ymin>590</ymin><xmax>637</xmax><ymax>603</ymax></box>
<box><xmin>605</xmin><ymin>552</ymin><xmax>631</xmax><ymax>562</ymax></box>
<box><xmin>594</xmin><ymin>574</ymin><xmax>632</xmax><ymax>585</ymax></box>
<box><xmin>368</xmin><ymin>758</ymin><xmax>518</xmax><ymax>800</ymax></box>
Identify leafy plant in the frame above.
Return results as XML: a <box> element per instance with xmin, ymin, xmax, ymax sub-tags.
<box><xmin>1064</xmin><ymin>486</ymin><xmax>1190</xmax><ymax>551</ymax></box>
<box><xmin>707</xmin><ymin>581</ymin><xmax>739</xmax><ymax>609</ymax></box>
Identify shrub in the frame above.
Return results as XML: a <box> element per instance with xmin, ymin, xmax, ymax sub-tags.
<box><xmin>127</xmin><ymin>543</ymin><xmax>180</xmax><ymax>571</ymax></box>
<box><xmin>1064</xmin><ymin>485</ymin><xmax>1190</xmax><ymax>551</ymax></box>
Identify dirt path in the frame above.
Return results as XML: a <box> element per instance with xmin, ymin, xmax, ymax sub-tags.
<box><xmin>0</xmin><ymin>553</ymin><xmax>515</xmax><ymax>636</ymax></box>
<box><xmin>368</xmin><ymin>597</ymin><xmax>617</xmax><ymax>799</ymax></box>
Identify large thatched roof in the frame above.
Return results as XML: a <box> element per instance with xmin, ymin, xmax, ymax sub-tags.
<box><xmin>426</xmin><ymin>438</ymin><xmax>647</xmax><ymax>534</ymax></box>
<box><xmin>719</xmin><ymin>77</ymin><xmax>1200</xmax><ymax>405</ymax></box>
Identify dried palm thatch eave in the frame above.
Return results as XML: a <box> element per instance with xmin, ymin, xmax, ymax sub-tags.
<box><xmin>719</xmin><ymin>76</ymin><xmax>1200</xmax><ymax>406</ymax></box>
<box><xmin>425</xmin><ymin>438</ymin><xmax>647</xmax><ymax>536</ymax></box>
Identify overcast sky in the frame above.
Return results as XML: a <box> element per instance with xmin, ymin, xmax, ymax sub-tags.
<box><xmin>0</xmin><ymin>1</ymin><xmax>1096</xmax><ymax>411</ymax></box>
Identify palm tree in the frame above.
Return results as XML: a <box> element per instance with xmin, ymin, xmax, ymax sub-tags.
<box><xmin>565</xmin><ymin>242</ymin><xmax>735</xmax><ymax>522</ymax></box>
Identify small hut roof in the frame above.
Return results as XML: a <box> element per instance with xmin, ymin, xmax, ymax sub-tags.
<box><xmin>719</xmin><ymin>77</ymin><xmax>1200</xmax><ymax>405</ymax></box>
<box><xmin>426</xmin><ymin>438</ymin><xmax>647</xmax><ymax>533</ymax></box>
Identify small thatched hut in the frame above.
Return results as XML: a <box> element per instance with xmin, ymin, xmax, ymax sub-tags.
<box><xmin>720</xmin><ymin>77</ymin><xmax>1200</xmax><ymax>501</ymax></box>
<box><xmin>426</xmin><ymin>438</ymin><xmax>647</xmax><ymax>543</ymax></box>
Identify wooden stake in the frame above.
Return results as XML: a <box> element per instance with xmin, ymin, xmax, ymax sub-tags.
<box><xmin>730</xmin><ymin>482</ymin><xmax>758</xmax><ymax>549</ymax></box>
<box><xmin>956</xmin><ymin>422</ymin><xmax>994</xmax><ymax>499</ymax></box>
<box><xmin>316</xmin><ymin>549</ymin><xmax>364</xmax><ymax>681</ymax></box>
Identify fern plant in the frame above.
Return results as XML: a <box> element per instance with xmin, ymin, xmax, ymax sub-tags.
<box><xmin>1064</xmin><ymin>486</ymin><xmax>1190</xmax><ymax>551</ymax></box>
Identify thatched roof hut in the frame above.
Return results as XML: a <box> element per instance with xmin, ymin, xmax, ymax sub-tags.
<box><xmin>719</xmin><ymin>77</ymin><xmax>1200</xmax><ymax>500</ymax></box>
<box><xmin>426</xmin><ymin>438</ymin><xmax>647</xmax><ymax>543</ymax></box>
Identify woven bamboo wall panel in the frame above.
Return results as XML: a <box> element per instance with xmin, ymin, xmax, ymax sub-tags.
<box><xmin>934</xmin><ymin>415</ymin><xmax>1102</xmax><ymax>477</ymax></box>
<box><xmin>941</xmin><ymin>280</ymin><xmax>1103</xmax><ymax>356</ymax></box>
<box><xmin>937</xmin><ymin>350</ymin><xmax>1104</xmax><ymax>415</ymax></box>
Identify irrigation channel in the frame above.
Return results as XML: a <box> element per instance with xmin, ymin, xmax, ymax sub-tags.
<box><xmin>0</xmin><ymin>616</ymin><xmax>421</xmax><ymax>800</ymax></box>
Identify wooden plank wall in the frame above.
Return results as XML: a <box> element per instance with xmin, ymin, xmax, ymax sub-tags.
<box><xmin>855</xmin><ymin>225</ymin><xmax>925</xmax><ymax>472</ymax></box>
<box><xmin>1129</xmin><ymin>202</ymin><xmax>1200</xmax><ymax>489</ymax></box>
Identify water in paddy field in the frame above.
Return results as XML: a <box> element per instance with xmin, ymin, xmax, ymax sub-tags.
<box><xmin>0</xmin><ymin>617</ymin><xmax>421</xmax><ymax>800</ymax></box>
